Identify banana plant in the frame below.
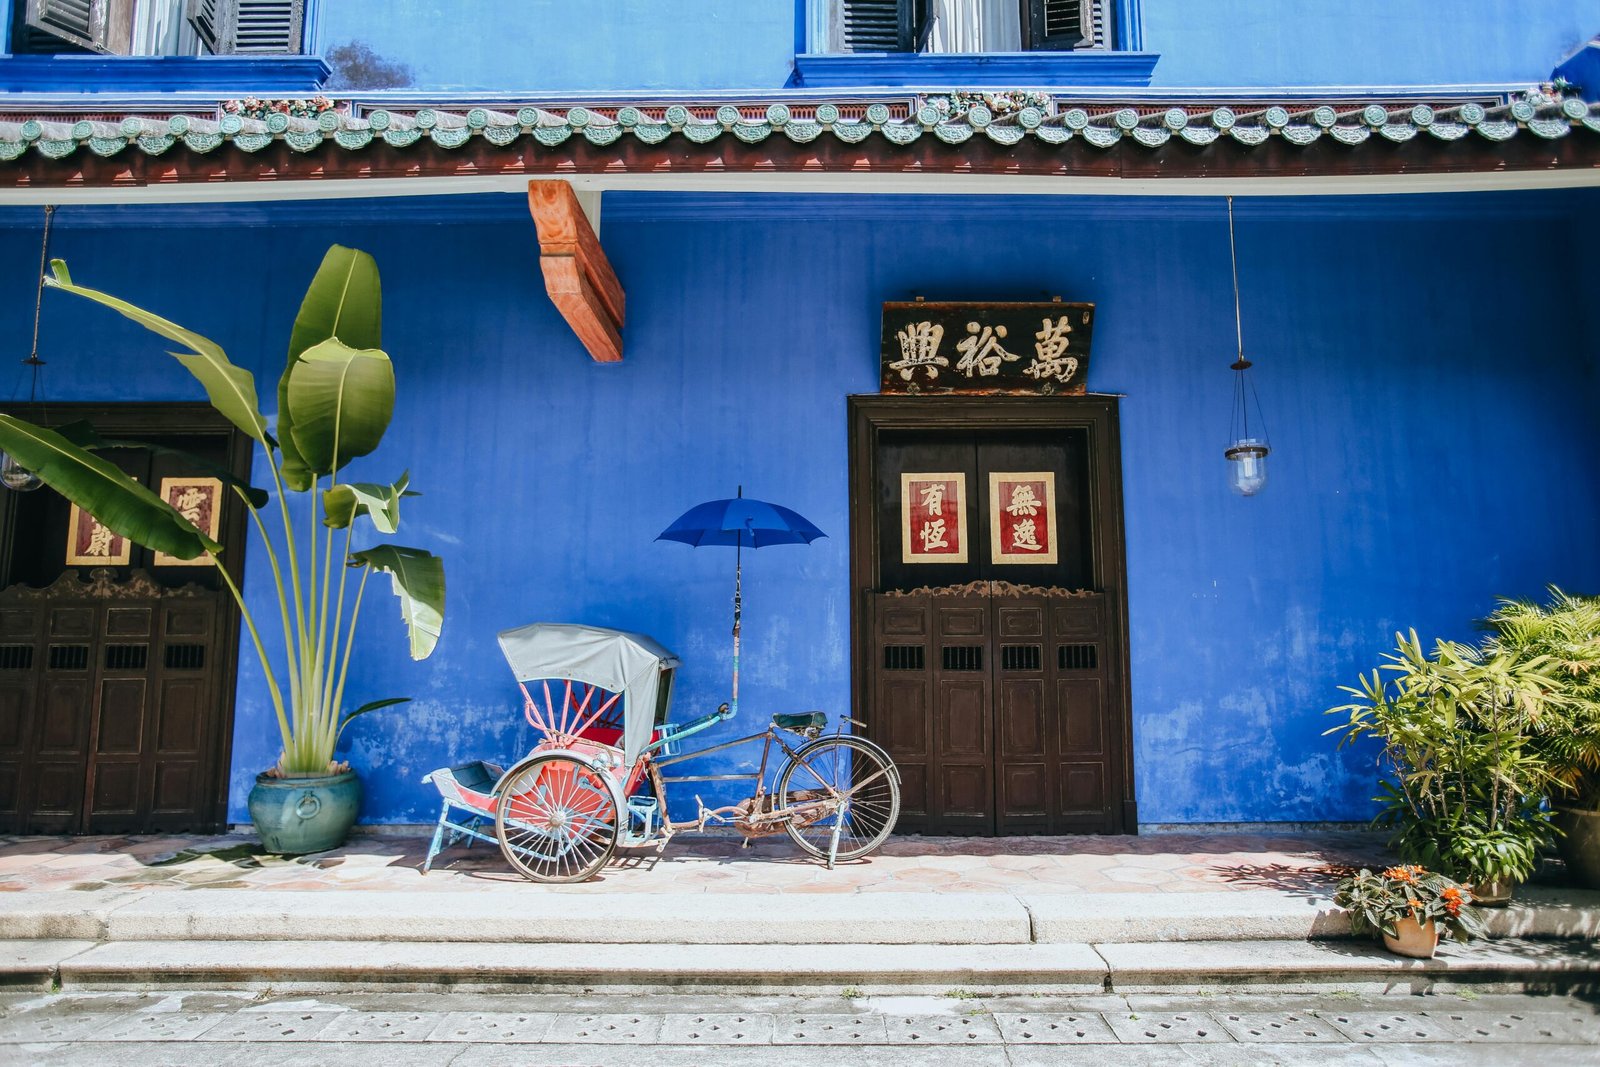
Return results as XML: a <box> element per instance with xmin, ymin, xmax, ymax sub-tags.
<box><xmin>0</xmin><ymin>245</ymin><xmax>444</xmax><ymax>778</ymax></box>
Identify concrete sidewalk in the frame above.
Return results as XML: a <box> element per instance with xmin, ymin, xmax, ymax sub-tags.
<box><xmin>1</xmin><ymin>830</ymin><xmax>1596</xmax><ymax>995</ymax></box>
<box><xmin>0</xmin><ymin>828</ymin><xmax>1394</xmax><ymax>895</ymax></box>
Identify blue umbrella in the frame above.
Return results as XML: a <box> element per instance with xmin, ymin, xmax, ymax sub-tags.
<box><xmin>657</xmin><ymin>487</ymin><xmax>826</xmax><ymax>719</ymax></box>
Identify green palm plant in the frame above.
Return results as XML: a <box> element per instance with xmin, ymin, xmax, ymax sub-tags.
<box><xmin>1484</xmin><ymin>587</ymin><xmax>1600</xmax><ymax>809</ymax></box>
<box><xmin>0</xmin><ymin>245</ymin><xmax>444</xmax><ymax>778</ymax></box>
<box><xmin>1326</xmin><ymin>630</ymin><xmax>1560</xmax><ymax>887</ymax></box>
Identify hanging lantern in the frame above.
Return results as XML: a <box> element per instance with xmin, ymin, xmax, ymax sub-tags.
<box><xmin>0</xmin><ymin>453</ymin><xmax>41</xmax><ymax>492</ymax></box>
<box><xmin>1222</xmin><ymin>196</ymin><xmax>1270</xmax><ymax>496</ymax></box>
<box><xmin>1</xmin><ymin>204</ymin><xmax>54</xmax><ymax>493</ymax></box>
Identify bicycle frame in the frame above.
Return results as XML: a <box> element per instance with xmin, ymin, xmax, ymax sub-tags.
<box><xmin>632</xmin><ymin>720</ymin><xmax>839</xmax><ymax>844</ymax></box>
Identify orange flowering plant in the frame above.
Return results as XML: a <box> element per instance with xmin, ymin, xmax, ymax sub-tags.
<box><xmin>1334</xmin><ymin>865</ymin><xmax>1487</xmax><ymax>942</ymax></box>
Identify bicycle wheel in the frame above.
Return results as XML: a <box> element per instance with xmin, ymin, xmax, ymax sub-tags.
<box><xmin>494</xmin><ymin>753</ymin><xmax>619</xmax><ymax>883</ymax></box>
<box><xmin>777</xmin><ymin>736</ymin><xmax>900</xmax><ymax>862</ymax></box>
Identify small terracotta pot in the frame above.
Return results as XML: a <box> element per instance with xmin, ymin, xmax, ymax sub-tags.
<box><xmin>1382</xmin><ymin>916</ymin><xmax>1439</xmax><ymax>959</ymax></box>
<box><xmin>1469</xmin><ymin>878</ymin><xmax>1515</xmax><ymax>907</ymax></box>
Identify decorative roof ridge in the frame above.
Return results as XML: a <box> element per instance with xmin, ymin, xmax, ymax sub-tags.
<box><xmin>1</xmin><ymin>92</ymin><xmax>1596</xmax><ymax>164</ymax></box>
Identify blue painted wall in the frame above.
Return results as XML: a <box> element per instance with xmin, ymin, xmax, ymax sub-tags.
<box><xmin>304</xmin><ymin>0</ymin><xmax>1596</xmax><ymax>91</ymax></box>
<box><xmin>2</xmin><ymin>188</ymin><xmax>1596</xmax><ymax>826</ymax></box>
<box><xmin>1141</xmin><ymin>0</ymin><xmax>1597</xmax><ymax>88</ymax></box>
<box><xmin>311</xmin><ymin>0</ymin><xmax>797</xmax><ymax>92</ymax></box>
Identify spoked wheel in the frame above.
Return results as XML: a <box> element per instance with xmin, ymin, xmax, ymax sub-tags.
<box><xmin>494</xmin><ymin>754</ymin><xmax>619</xmax><ymax>883</ymax></box>
<box><xmin>777</xmin><ymin>736</ymin><xmax>901</xmax><ymax>862</ymax></box>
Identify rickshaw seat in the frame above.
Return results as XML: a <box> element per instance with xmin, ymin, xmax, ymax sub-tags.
<box><xmin>772</xmin><ymin>711</ymin><xmax>826</xmax><ymax>732</ymax></box>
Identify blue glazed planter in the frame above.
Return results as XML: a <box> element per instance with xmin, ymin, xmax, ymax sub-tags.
<box><xmin>248</xmin><ymin>770</ymin><xmax>362</xmax><ymax>855</ymax></box>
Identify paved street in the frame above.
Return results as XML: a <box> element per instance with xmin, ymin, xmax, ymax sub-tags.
<box><xmin>2</xmin><ymin>988</ymin><xmax>1597</xmax><ymax>1065</ymax></box>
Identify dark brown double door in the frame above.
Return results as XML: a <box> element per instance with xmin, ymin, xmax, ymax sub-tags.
<box><xmin>0</xmin><ymin>581</ymin><xmax>229</xmax><ymax>834</ymax></box>
<box><xmin>850</xmin><ymin>396</ymin><xmax>1134</xmax><ymax>836</ymax></box>
<box><xmin>870</xmin><ymin>589</ymin><xmax>1120</xmax><ymax>835</ymax></box>
<box><xmin>0</xmin><ymin>403</ymin><xmax>249</xmax><ymax>834</ymax></box>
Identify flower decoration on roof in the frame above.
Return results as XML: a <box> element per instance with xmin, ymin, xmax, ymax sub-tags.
<box><xmin>928</xmin><ymin>89</ymin><xmax>1054</xmax><ymax>121</ymax></box>
<box><xmin>222</xmin><ymin>96</ymin><xmax>341</xmax><ymax>122</ymax></box>
<box><xmin>1522</xmin><ymin>79</ymin><xmax>1582</xmax><ymax>106</ymax></box>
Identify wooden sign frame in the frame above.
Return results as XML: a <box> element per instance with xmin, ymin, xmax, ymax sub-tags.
<box><xmin>989</xmin><ymin>470</ymin><xmax>1059</xmax><ymax>565</ymax></box>
<box><xmin>882</xmin><ymin>301</ymin><xmax>1094</xmax><ymax>395</ymax></box>
<box><xmin>65</xmin><ymin>503</ymin><xmax>131</xmax><ymax>566</ymax></box>
<box><xmin>154</xmin><ymin>476</ymin><xmax>223</xmax><ymax>567</ymax></box>
<box><xmin>900</xmin><ymin>472</ymin><xmax>968</xmax><ymax>564</ymax></box>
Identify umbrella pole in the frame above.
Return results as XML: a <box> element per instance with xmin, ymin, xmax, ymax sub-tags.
<box><xmin>731</xmin><ymin>536</ymin><xmax>741</xmax><ymax>719</ymax></box>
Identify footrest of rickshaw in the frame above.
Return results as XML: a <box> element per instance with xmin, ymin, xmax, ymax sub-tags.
<box><xmin>772</xmin><ymin>711</ymin><xmax>827</xmax><ymax>732</ymax></box>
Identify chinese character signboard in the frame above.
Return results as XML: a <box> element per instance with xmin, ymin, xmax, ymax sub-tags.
<box><xmin>65</xmin><ymin>504</ymin><xmax>131</xmax><ymax>566</ymax></box>
<box><xmin>882</xmin><ymin>301</ymin><xmax>1095</xmax><ymax>395</ymax></box>
<box><xmin>901</xmin><ymin>472</ymin><xmax>968</xmax><ymax>564</ymax></box>
<box><xmin>154</xmin><ymin>476</ymin><xmax>222</xmax><ymax>567</ymax></box>
<box><xmin>989</xmin><ymin>471</ymin><xmax>1058</xmax><ymax>565</ymax></box>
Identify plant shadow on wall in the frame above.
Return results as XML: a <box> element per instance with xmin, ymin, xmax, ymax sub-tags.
<box><xmin>0</xmin><ymin>246</ymin><xmax>445</xmax><ymax>856</ymax></box>
<box><xmin>1326</xmin><ymin>587</ymin><xmax>1600</xmax><ymax>899</ymax></box>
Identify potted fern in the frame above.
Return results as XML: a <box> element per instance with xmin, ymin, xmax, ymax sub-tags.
<box><xmin>1485</xmin><ymin>588</ymin><xmax>1600</xmax><ymax>888</ymax></box>
<box><xmin>0</xmin><ymin>246</ymin><xmax>444</xmax><ymax>854</ymax></box>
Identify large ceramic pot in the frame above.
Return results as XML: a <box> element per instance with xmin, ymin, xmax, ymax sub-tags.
<box><xmin>1469</xmin><ymin>878</ymin><xmax>1515</xmax><ymax>907</ymax></box>
<box><xmin>248</xmin><ymin>770</ymin><xmax>361</xmax><ymax>855</ymax></box>
<box><xmin>1554</xmin><ymin>806</ymin><xmax>1600</xmax><ymax>889</ymax></box>
<box><xmin>1382</xmin><ymin>917</ymin><xmax>1439</xmax><ymax>959</ymax></box>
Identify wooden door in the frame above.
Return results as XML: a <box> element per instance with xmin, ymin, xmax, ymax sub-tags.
<box><xmin>852</xmin><ymin>396</ymin><xmax>1134</xmax><ymax>836</ymax></box>
<box><xmin>0</xmin><ymin>403</ymin><xmax>249</xmax><ymax>834</ymax></box>
<box><xmin>0</xmin><ymin>579</ymin><xmax>227</xmax><ymax>834</ymax></box>
<box><xmin>992</xmin><ymin>592</ymin><xmax>1118</xmax><ymax>834</ymax></box>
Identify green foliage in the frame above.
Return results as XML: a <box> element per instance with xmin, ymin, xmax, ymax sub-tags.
<box><xmin>285</xmin><ymin>338</ymin><xmax>395</xmax><ymax>474</ymax></box>
<box><xmin>1326</xmin><ymin>630</ymin><xmax>1558</xmax><ymax>885</ymax></box>
<box><xmin>348</xmin><ymin>545</ymin><xmax>445</xmax><ymax>661</ymax></box>
<box><xmin>3</xmin><ymin>245</ymin><xmax>444</xmax><ymax>778</ymax></box>
<box><xmin>1484</xmin><ymin>588</ymin><xmax>1600</xmax><ymax>810</ymax></box>
<box><xmin>322</xmin><ymin>473</ymin><xmax>413</xmax><ymax>534</ymax></box>
<box><xmin>0</xmin><ymin>416</ymin><xmax>220</xmax><ymax>560</ymax></box>
<box><xmin>1334</xmin><ymin>865</ymin><xmax>1487</xmax><ymax>942</ymax></box>
<box><xmin>280</xmin><ymin>245</ymin><xmax>382</xmax><ymax>492</ymax></box>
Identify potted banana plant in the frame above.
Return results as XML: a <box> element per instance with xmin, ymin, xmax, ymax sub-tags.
<box><xmin>0</xmin><ymin>245</ymin><xmax>444</xmax><ymax>854</ymax></box>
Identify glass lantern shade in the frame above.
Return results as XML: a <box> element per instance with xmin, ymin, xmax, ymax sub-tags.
<box><xmin>0</xmin><ymin>451</ymin><xmax>42</xmax><ymax>492</ymax></box>
<box><xmin>1225</xmin><ymin>438</ymin><xmax>1269</xmax><ymax>496</ymax></box>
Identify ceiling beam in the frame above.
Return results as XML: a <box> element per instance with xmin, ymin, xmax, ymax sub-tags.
<box><xmin>528</xmin><ymin>179</ymin><xmax>624</xmax><ymax>363</ymax></box>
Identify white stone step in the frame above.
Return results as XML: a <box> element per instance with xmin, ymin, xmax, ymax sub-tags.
<box><xmin>3</xmin><ymin>887</ymin><xmax>1593</xmax><ymax>946</ymax></box>
<box><xmin>4</xmin><ymin>937</ymin><xmax>1595</xmax><ymax>996</ymax></box>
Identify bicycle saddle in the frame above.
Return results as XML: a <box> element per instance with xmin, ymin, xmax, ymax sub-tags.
<box><xmin>771</xmin><ymin>711</ymin><xmax>827</xmax><ymax>731</ymax></box>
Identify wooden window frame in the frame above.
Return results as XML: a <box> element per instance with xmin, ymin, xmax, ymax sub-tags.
<box><xmin>848</xmin><ymin>394</ymin><xmax>1138</xmax><ymax>833</ymax></box>
<box><xmin>11</xmin><ymin>0</ymin><xmax>307</xmax><ymax>55</ymax></box>
<box><xmin>827</xmin><ymin>0</ymin><xmax>1117</xmax><ymax>54</ymax></box>
<box><xmin>186</xmin><ymin>0</ymin><xmax>306</xmax><ymax>56</ymax></box>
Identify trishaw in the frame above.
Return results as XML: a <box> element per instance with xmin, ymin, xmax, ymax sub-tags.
<box><xmin>423</xmin><ymin>622</ymin><xmax>901</xmax><ymax>882</ymax></box>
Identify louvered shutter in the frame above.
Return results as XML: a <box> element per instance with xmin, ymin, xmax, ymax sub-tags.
<box><xmin>838</xmin><ymin>0</ymin><xmax>914</xmax><ymax>53</ymax></box>
<box><xmin>1027</xmin><ymin>0</ymin><xmax>1112</xmax><ymax>51</ymax></box>
<box><xmin>186</xmin><ymin>0</ymin><xmax>223</xmax><ymax>51</ymax></box>
<box><xmin>22</xmin><ymin>0</ymin><xmax>132</xmax><ymax>54</ymax></box>
<box><xmin>187</xmin><ymin>0</ymin><xmax>304</xmax><ymax>54</ymax></box>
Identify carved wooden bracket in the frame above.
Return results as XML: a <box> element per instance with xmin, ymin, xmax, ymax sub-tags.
<box><xmin>528</xmin><ymin>180</ymin><xmax>625</xmax><ymax>363</ymax></box>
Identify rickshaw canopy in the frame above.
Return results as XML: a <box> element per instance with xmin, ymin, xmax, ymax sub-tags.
<box><xmin>496</xmin><ymin>622</ymin><xmax>680</xmax><ymax>764</ymax></box>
